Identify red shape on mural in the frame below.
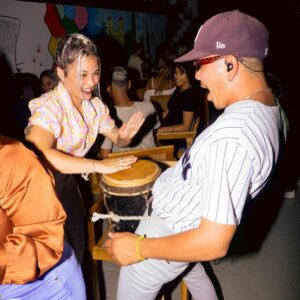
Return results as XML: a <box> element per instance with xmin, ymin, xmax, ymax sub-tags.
<box><xmin>44</xmin><ymin>4</ymin><xmax>66</xmax><ymax>38</ymax></box>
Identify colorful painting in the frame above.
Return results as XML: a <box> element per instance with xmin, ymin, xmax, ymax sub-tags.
<box><xmin>44</xmin><ymin>4</ymin><xmax>168</xmax><ymax>62</ymax></box>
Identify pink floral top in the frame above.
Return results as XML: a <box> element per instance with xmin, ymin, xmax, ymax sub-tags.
<box><xmin>27</xmin><ymin>83</ymin><xmax>115</xmax><ymax>157</ymax></box>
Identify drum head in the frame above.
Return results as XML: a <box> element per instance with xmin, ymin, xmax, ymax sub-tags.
<box><xmin>101</xmin><ymin>159</ymin><xmax>161</xmax><ymax>195</ymax></box>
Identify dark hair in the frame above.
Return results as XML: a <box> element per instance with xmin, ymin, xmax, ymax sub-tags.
<box><xmin>40</xmin><ymin>69</ymin><xmax>58</xmax><ymax>88</ymax></box>
<box><xmin>174</xmin><ymin>61</ymin><xmax>198</xmax><ymax>87</ymax></box>
<box><xmin>133</xmin><ymin>43</ymin><xmax>143</xmax><ymax>53</ymax></box>
<box><xmin>40</xmin><ymin>69</ymin><xmax>53</xmax><ymax>80</ymax></box>
<box><xmin>152</xmin><ymin>65</ymin><xmax>172</xmax><ymax>79</ymax></box>
<box><xmin>110</xmin><ymin>66</ymin><xmax>129</xmax><ymax>88</ymax></box>
<box><xmin>12</xmin><ymin>73</ymin><xmax>42</xmax><ymax>103</ymax></box>
<box><xmin>11</xmin><ymin>73</ymin><xmax>42</xmax><ymax>140</ymax></box>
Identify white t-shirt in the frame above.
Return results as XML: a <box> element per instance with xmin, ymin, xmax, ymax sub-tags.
<box><xmin>152</xmin><ymin>100</ymin><xmax>286</xmax><ymax>232</ymax></box>
<box><xmin>143</xmin><ymin>87</ymin><xmax>176</xmax><ymax>102</ymax></box>
<box><xmin>101</xmin><ymin>101</ymin><xmax>160</xmax><ymax>152</ymax></box>
<box><xmin>128</xmin><ymin>54</ymin><xmax>144</xmax><ymax>79</ymax></box>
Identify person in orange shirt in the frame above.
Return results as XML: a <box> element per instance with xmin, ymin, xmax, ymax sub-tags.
<box><xmin>0</xmin><ymin>135</ymin><xmax>86</xmax><ymax>299</ymax></box>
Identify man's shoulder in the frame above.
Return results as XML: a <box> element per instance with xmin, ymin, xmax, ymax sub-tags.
<box><xmin>194</xmin><ymin>117</ymin><xmax>245</xmax><ymax>149</ymax></box>
<box><xmin>114</xmin><ymin>101</ymin><xmax>156</xmax><ymax>120</ymax></box>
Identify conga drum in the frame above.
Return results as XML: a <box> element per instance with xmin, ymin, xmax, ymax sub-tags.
<box><xmin>100</xmin><ymin>159</ymin><xmax>161</xmax><ymax>232</ymax></box>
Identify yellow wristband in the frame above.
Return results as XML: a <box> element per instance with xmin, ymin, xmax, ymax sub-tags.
<box><xmin>136</xmin><ymin>235</ymin><xmax>146</xmax><ymax>261</ymax></box>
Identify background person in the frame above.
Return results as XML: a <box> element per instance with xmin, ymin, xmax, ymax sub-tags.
<box><xmin>11</xmin><ymin>72</ymin><xmax>42</xmax><ymax>141</ymax></box>
<box><xmin>105</xmin><ymin>10</ymin><xmax>288</xmax><ymax>299</ymax></box>
<box><xmin>143</xmin><ymin>65</ymin><xmax>175</xmax><ymax>102</ymax></box>
<box><xmin>156</xmin><ymin>61</ymin><xmax>204</xmax><ymax>158</ymax></box>
<box><xmin>100</xmin><ymin>66</ymin><xmax>160</xmax><ymax>158</ymax></box>
<box><xmin>40</xmin><ymin>69</ymin><xmax>57</xmax><ymax>93</ymax></box>
<box><xmin>128</xmin><ymin>43</ymin><xmax>151</xmax><ymax>83</ymax></box>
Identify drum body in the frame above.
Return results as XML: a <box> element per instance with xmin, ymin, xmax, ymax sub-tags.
<box><xmin>100</xmin><ymin>160</ymin><xmax>161</xmax><ymax>232</ymax></box>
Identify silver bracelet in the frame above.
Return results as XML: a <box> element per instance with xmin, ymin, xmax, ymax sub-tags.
<box><xmin>81</xmin><ymin>158</ymin><xmax>90</xmax><ymax>181</ymax></box>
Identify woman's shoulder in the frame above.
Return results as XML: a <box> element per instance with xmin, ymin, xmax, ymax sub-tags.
<box><xmin>29</xmin><ymin>90</ymin><xmax>65</xmax><ymax>112</ymax></box>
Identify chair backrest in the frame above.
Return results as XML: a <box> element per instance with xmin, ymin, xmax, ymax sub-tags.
<box><xmin>150</xmin><ymin>94</ymin><xmax>171</xmax><ymax>113</ymax></box>
<box><xmin>157</xmin><ymin>116</ymin><xmax>200</xmax><ymax>150</ymax></box>
<box><xmin>107</xmin><ymin>145</ymin><xmax>175</xmax><ymax>161</ymax></box>
<box><xmin>191</xmin><ymin>116</ymin><xmax>200</xmax><ymax>132</ymax></box>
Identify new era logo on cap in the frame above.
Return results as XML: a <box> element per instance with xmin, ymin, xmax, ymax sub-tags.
<box><xmin>216</xmin><ymin>42</ymin><xmax>225</xmax><ymax>49</ymax></box>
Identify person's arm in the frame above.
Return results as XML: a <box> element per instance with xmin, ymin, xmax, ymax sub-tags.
<box><xmin>103</xmin><ymin>111</ymin><xmax>145</xmax><ymax>147</ymax></box>
<box><xmin>25</xmin><ymin>125</ymin><xmax>137</xmax><ymax>174</ymax></box>
<box><xmin>105</xmin><ymin>217</ymin><xmax>236</xmax><ymax>265</ymax></box>
<box><xmin>157</xmin><ymin>111</ymin><xmax>194</xmax><ymax>134</ymax></box>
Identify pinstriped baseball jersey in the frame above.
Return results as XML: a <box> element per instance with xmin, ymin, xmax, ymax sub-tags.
<box><xmin>152</xmin><ymin>100</ymin><xmax>284</xmax><ymax>232</ymax></box>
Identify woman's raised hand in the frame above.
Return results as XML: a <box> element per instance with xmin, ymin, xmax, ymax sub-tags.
<box><xmin>118</xmin><ymin>112</ymin><xmax>145</xmax><ymax>141</ymax></box>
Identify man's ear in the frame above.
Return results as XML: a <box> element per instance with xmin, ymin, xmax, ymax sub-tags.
<box><xmin>56</xmin><ymin>66</ymin><xmax>65</xmax><ymax>81</ymax></box>
<box><xmin>224</xmin><ymin>55</ymin><xmax>238</xmax><ymax>81</ymax></box>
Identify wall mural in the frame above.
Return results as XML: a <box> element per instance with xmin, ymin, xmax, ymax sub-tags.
<box><xmin>44</xmin><ymin>4</ymin><xmax>168</xmax><ymax>63</ymax></box>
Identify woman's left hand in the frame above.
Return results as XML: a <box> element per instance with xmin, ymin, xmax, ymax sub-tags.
<box><xmin>118</xmin><ymin>112</ymin><xmax>145</xmax><ymax>141</ymax></box>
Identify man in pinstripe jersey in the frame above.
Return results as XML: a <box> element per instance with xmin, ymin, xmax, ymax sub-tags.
<box><xmin>106</xmin><ymin>10</ymin><xmax>287</xmax><ymax>300</ymax></box>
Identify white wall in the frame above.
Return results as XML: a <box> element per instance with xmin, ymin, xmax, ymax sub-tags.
<box><xmin>0</xmin><ymin>0</ymin><xmax>199</xmax><ymax>76</ymax></box>
<box><xmin>0</xmin><ymin>0</ymin><xmax>53</xmax><ymax>76</ymax></box>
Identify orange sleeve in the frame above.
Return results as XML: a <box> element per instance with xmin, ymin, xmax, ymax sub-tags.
<box><xmin>0</xmin><ymin>138</ymin><xmax>66</xmax><ymax>284</ymax></box>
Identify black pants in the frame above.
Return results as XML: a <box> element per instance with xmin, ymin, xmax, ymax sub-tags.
<box><xmin>54</xmin><ymin>173</ymin><xmax>85</xmax><ymax>264</ymax></box>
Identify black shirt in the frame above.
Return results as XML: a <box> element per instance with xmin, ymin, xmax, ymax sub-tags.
<box><xmin>163</xmin><ymin>87</ymin><xmax>198</xmax><ymax>126</ymax></box>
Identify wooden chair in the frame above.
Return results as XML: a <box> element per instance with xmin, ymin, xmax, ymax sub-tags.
<box><xmin>107</xmin><ymin>144</ymin><xmax>175</xmax><ymax>161</ymax></box>
<box><xmin>156</xmin><ymin>117</ymin><xmax>200</xmax><ymax>158</ymax></box>
<box><xmin>87</xmin><ymin>145</ymin><xmax>190</xmax><ymax>299</ymax></box>
<box><xmin>87</xmin><ymin>192</ymin><xmax>112</xmax><ymax>300</ymax></box>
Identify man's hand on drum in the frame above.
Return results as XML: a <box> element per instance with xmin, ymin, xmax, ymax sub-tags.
<box><xmin>118</xmin><ymin>112</ymin><xmax>145</xmax><ymax>141</ymax></box>
<box><xmin>105</xmin><ymin>232</ymin><xmax>141</xmax><ymax>265</ymax></box>
<box><xmin>95</xmin><ymin>156</ymin><xmax>137</xmax><ymax>174</ymax></box>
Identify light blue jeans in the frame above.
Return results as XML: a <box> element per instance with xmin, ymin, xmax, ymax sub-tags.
<box><xmin>0</xmin><ymin>243</ymin><xmax>86</xmax><ymax>300</ymax></box>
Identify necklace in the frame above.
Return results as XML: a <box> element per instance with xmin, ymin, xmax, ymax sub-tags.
<box><xmin>245</xmin><ymin>88</ymin><xmax>272</xmax><ymax>100</ymax></box>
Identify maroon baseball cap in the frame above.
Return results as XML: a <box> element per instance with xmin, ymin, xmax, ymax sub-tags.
<box><xmin>174</xmin><ymin>10</ymin><xmax>269</xmax><ymax>62</ymax></box>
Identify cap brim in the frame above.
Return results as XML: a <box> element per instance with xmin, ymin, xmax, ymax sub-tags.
<box><xmin>174</xmin><ymin>49</ymin><xmax>209</xmax><ymax>62</ymax></box>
